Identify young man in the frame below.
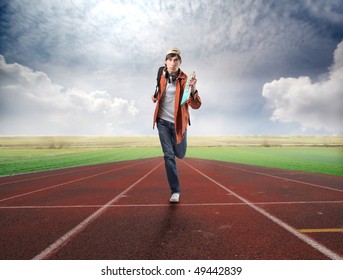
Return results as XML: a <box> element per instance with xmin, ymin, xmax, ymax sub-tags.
<box><xmin>152</xmin><ymin>48</ymin><xmax>202</xmax><ymax>203</ymax></box>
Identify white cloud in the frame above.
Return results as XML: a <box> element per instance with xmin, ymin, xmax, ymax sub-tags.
<box><xmin>262</xmin><ymin>40</ymin><xmax>343</xmax><ymax>133</ymax></box>
<box><xmin>0</xmin><ymin>55</ymin><xmax>139</xmax><ymax>135</ymax></box>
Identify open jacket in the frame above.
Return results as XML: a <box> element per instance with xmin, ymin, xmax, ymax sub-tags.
<box><xmin>153</xmin><ymin>69</ymin><xmax>202</xmax><ymax>144</ymax></box>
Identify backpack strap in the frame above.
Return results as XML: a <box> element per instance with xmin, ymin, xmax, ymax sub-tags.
<box><xmin>153</xmin><ymin>66</ymin><xmax>165</xmax><ymax>98</ymax></box>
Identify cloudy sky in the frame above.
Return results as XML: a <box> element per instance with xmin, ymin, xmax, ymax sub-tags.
<box><xmin>1</xmin><ymin>0</ymin><xmax>342</xmax><ymax>136</ymax></box>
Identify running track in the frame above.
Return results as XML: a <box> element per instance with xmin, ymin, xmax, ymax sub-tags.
<box><xmin>0</xmin><ymin>157</ymin><xmax>342</xmax><ymax>260</ymax></box>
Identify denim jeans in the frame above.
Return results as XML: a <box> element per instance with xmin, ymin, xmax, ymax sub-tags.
<box><xmin>157</xmin><ymin>118</ymin><xmax>187</xmax><ymax>194</ymax></box>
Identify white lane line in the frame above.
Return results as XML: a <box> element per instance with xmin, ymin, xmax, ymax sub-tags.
<box><xmin>32</xmin><ymin>161</ymin><xmax>162</xmax><ymax>260</ymax></box>
<box><xmin>183</xmin><ymin>160</ymin><xmax>343</xmax><ymax>260</ymax></box>
<box><xmin>0</xmin><ymin>161</ymin><xmax>147</xmax><ymax>203</ymax></box>
<box><xmin>207</xmin><ymin>161</ymin><xmax>343</xmax><ymax>193</ymax></box>
<box><xmin>1</xmin><ymin>200</ymin><xmax>343</xmax><ymax>209</ymax></box>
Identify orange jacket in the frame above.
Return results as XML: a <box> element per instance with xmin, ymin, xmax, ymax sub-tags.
<box><xmin>153</xmin><ymin>69</ymin><xmax>202</xmax><ymax>144</ymax></box>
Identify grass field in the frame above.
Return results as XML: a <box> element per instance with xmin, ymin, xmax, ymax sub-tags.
<box><xmin>0</xmin><ymin>147</ymin><xmax>161</xmax><ymax>176</ymax></box>
<box><xmin>187</xmin><ymin>147</ymin><xmax>343</xmax><ymax>176</ymax></box>
<box><xmin>0</xmin><ymin>136</ymin><xmax>342</xmax><ymax>176</ymax></box>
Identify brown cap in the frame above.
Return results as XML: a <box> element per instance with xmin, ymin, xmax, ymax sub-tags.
<box><xmin>166</xmin><ymin>48</ymin><xmax>181</xmax><ymax>56</ymax></box>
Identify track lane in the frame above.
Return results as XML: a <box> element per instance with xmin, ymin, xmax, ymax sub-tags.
<box><xmin>48</xmin><ymin>158</ymin><xmax>342</xmax><ymax>260</ymax></box>
<box><xmin>0</xmin><ymin>157</ymin><xmax>342</xmax><ymax>260</ymax></box>
<box><xmin>183</xmin><ymin>158</ymin><xmax>343</xmax><ymax>260</ymax></box>
<box><xmin>0</xmin><ymin>159</ymin><xmax>162</xmax><ymax>259</ymax></box>
<box><xmin>32</xmin><ymin>161</ymin><xmax>163</xmax><ymax>260</ymax></box>
<box><xmin>184</xmin><ymin>159</ymin><xmax>343</xmax><ymax>203</ymax></box>
<box><xmin>0</xmin><ymin>159</ymin><xmax>156</xmax><ymax>203</ymax></box>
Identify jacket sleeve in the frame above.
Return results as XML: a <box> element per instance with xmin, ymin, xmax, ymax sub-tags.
<box><xmin>187</xmin><ymin>90</ymin><xmax>202</xmax><ymax>109</ymax></box>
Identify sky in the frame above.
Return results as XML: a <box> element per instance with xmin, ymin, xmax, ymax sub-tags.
<box><xmin>1</xmin><ymin>0</ymin><xmax>342</xmax><ymax>136</ymax></box>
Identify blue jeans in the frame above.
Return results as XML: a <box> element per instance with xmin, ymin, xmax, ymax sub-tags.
<box><xmin>157</xmin><ymin>118</ymin><xmax>187</xmax><ymax>194</ymax></box>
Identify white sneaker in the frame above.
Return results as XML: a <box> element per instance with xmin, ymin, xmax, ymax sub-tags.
<box><xmin>170</xmin><ymin>193</ymin><xmax>180</xmax><ymax>203</ymax></box>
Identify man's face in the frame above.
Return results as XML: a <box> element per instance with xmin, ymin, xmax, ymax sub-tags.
<box><xmin>165</xmin><ymin>56</ymin><xmax>181</xmax><ymax>74</ymax></box>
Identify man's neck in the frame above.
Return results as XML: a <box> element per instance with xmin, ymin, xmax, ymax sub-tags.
<box><xmin>168</xmin><ymin>68</ymin><xmax>179</xmax><ymax>76</ymax></box>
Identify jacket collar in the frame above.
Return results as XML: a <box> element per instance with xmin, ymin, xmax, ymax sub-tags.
<box><xmin>177</xmin><ymin>69</ymin><xmax>187</xmax><ymax>81</ymax></box>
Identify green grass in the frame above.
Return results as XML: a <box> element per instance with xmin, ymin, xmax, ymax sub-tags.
<box><xmin>0</xmin><ymin>146</ymin><xmax>342</xmax><ymax>176</ymax></box>
<box><xmin>0</xmin><ymin>147</ymin><xmax>162</xmax><ymax>176</ymax></box>
<box><xmin>187</xmin><ymin>147</ymin><xmax>343</xmax><ymax>176</ymax></box>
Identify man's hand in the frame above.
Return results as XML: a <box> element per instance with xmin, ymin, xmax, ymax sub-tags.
<box><xmin>189</xmin><ymin>74</ymin><xmax>197</xmax><ymax>96</ymax></box>
<box><xmin>151</xmin><ymin>95</ymin><xmax>158</xmax><ymax>103</ymax></box>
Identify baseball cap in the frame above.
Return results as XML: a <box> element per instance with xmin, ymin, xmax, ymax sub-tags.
<box><xmin>166</xmin><ymin>48</ymin><xmax>181</xmax><ymax>56</ymax></box>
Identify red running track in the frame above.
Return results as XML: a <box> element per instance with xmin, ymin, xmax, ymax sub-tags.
<box><xmin>0</xmin><ymin>157</ymin><xmax>342</xmax><ymax>260</ymax></box>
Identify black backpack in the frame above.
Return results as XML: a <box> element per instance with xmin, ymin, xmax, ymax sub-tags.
<box><xmin>153</xmin><ymin>66</ymin><xmax>164</xmax><ymax>98</ymax></box>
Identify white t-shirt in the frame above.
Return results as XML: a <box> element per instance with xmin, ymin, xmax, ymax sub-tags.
<box><xmin>158</xmin><ymin>81</ymin><xmax>176</xmax><ymax>123</ymax></box>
